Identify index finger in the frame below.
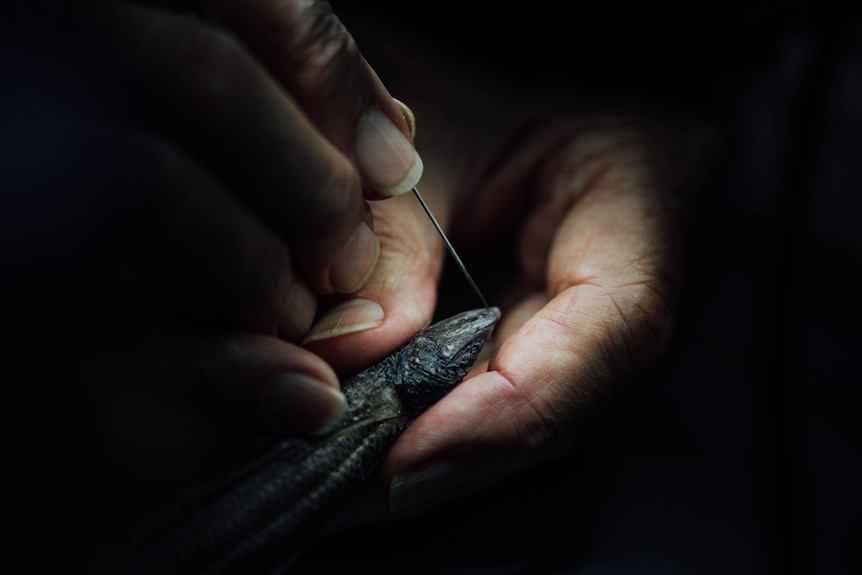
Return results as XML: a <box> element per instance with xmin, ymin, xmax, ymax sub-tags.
<box><xmin>83</xmin><ymin>2</ymin><xmax>375</xmax><ymax>295</ymax></box>
<box><xmin>197</xmin><ymin>0</ymin><xmax>423</xmax><ymax>198</ymax></box>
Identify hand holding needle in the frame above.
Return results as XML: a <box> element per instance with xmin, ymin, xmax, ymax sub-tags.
<box><xmin>394</xmin><ymin>99</ymin><xmax>490</xmax><ymax>309</ymax></box>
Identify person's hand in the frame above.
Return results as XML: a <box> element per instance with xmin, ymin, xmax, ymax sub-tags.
<box><xmin>386</xmin><ymin>115</ymin><xmax>716</xmax><ymax>514</ymax></box>
<box><xmin>302</xmin><ymin>13</ymin><xmax>719</xmax><ymax>521</ymax></box>
<box><xmin>2</xmin><ymin>0</ymin><xmax>423</xmax><ymax>440</ymax></box>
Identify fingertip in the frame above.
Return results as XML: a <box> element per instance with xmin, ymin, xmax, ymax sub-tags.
<box><xmin>378</xmin><ymin>150</ymin><xmax>424</xmax><ymax>198</ymax></box>
<box><xmin>302</xmin><ymin>298</ymin><xmax>386</xmax><ymax>345</ymax></box>
<box><xmin>257</xmin><ymin>373</ymin><xmax>347</xmax><ymax>436</ymax></box>
<box><xmin>303</xmin><ymin>297</ymin><xmax>430</xmax><ymax>377</ymax></box>
<box><xmin>392</xmin><ymin>98</ymin><xmax>416</xmax><ymax>139</ymax></box>
<box><xmin>194</xmin><ymin>333</ymin><xmax>347</xmax><ymax>436</ymax></box>
<box><xmin>355</xmin><ymin>108</ymin><xmax>424</xmax><ymax>197</ymax></box>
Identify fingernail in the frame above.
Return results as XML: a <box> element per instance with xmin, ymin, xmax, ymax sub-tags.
<box><xmin>356</xmin><ymin>107</ymin><xmax>424</xmax><ymax>196</ymax></box>
<box><xmin>330</xmin><ymin>220</ymin><xmax>379</xmax><ymax>294</ymax></box>
<box><xmin>389</xmin><ymin>459</ymin><xmax>470</xmax><ymax>514</ymax></box>
<box><xmin>302</xmin><ymin>298</ymin><xmax>385</xmax><ymax>344</ymax></box>
<box><xmin>393</xmin><ymin>98</ymin><xmax>416</xmax><ymax>138</ymax></box>
<box><xmin>258</xmin><ymin>373</ymin><xmax>346</xmax><ymax>435</ymax></box>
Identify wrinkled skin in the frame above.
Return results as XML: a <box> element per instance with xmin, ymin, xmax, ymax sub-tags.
<box><xmin>302</xmin><ymin>10</ymin><xmax>720</xmax><ymax>521</ymax></box>
<box><xmin>2</xmin><ymin>2</ymin><xmax>718</xmax><ymax>570</ymax></box>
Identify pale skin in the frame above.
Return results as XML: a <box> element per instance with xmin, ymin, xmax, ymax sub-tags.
<box><xmin>5</xmin><ymin>0</ymin><xmax>716</xmax><ymax>531</ymax></box>
<box><xmin>20</xmin><ymin>0</ymin><xmax>423</xmax><ymax>437</ymax></box>
<box><xmin>303</xmin><ymin>13</ymin><xmax>718</xmax><ymax>516</ymax></box>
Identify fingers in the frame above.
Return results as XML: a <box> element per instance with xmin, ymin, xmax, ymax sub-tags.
<box><xmin>381</xmin><ymin>119</ymin><xmax>699</xmax><ymax>514</ymax></box>
<box><xmin>196</xmin><ymin>0</ymin><xmax>424</xmax><ymax>198</ymax></box>
<box><xmin>52</xmin><ymin>1</ymin><xmax>437</xmax><ymax>441</ymax></box>
<box><xmin>42</xmin><ymin>124</ymin><xmax>347</xmax><ymax>436</ymax></box>
<box><xmin>82</xmin><ymin>2</ymin><xmax>380</xmax><ymax>294</ymax></box>
<box><xmin>189</xmin><ymin>331</ymin><xmax>346</xmax><ymax>436</ymax></box>
<box><xmin>302</xmin><ymin>191</ymin><xmax>443</xmax><ymax>377</ymax></box>
<box><xmin>121</xmin><ymin>137</ymin><xmax>347</xmax><ymax>436</ymax></box>
<box><xmin>89</xmin><ymin>324</ymin><xmax>346</xmax><ymax>467</ymax></box>
<box><xmin>84</xmin><ymin>126</ymin><xmax>298</xmax><ymax>336</ymax></box>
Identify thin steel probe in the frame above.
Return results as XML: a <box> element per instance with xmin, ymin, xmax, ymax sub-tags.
<box><xmin>411</xmin><ymin>186</ymin><xmax>489</xmax><ymax>309</ymax></box>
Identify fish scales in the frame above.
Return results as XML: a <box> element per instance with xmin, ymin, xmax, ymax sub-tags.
<box><xmin>124</xmin><ymin>307</ymin><xmax>500</xmax><ymax>575</ymax></box>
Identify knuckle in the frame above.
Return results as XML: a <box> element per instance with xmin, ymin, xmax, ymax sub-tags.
<box><xmin>282</xmin><ymin>0</ymin><xmax>362</xmax><ymax>92</ymax></box>
<box><xmin>288</xmin><ymin>156</ymin><xmax>363</xmax><ymax>291</ymax></box>
<box><xmin>297</xmin><ymin>156</ymin><xmax>360</xmax><ymax>236</ymax></box>
<box><xmin>168</xmin><ymin>23</ymin><xmax>258</xmax><ymax>107</ymax></box>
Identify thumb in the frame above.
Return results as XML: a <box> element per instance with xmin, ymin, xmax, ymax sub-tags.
<box><xmin>302</xmin><ymin>191</ymin><xmax>444</xmax><ymax>376</ymax></box>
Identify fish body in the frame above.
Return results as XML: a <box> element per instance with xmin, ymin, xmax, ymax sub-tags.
<box><xmin>126</xmin><ymin>307</ymin><xmax>500</xmax><ymax>575</ymax></box>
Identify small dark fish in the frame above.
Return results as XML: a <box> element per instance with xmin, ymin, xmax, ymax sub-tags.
<box><xmin>124</xmin><ymin>307</ymin><xmax>500</xmax><ymax>575</ymax></box>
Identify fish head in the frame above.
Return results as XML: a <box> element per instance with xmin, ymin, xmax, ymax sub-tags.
<box><xmin>394</xmin><ymin>307</ymin><xmax>501</xmax><ymax>411</ymax></box>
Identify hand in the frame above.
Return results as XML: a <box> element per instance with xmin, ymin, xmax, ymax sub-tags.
<box><xmin>303</xmin><ymin>12</ymin><xmax>719</xmax><ymax>521</ymax></box>
<box><xmin>385</xmin><ymin>116</ymin><xmax>716</xmax><ymax>514</ymax></box>
<box><xmin>1</xmin><ymin>0</ymin><xmax>423</xmax><ymax>439</ymax></box>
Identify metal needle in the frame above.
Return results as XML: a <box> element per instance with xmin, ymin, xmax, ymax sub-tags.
<box><xmin>411</xmin><ymin>186</ymin><xmax>489</xmax><ymax>309</ymax></box>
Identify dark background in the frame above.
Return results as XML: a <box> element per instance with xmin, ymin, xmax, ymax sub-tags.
<box><xmin>3</xmin><ymin>1</ymin><xmax>861</xmax><ymax>573</ymax></box>
<box><xmin>293</xmin><ymin>1</ymin><xmax>862</xmax><ymax>573</ymax></box>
